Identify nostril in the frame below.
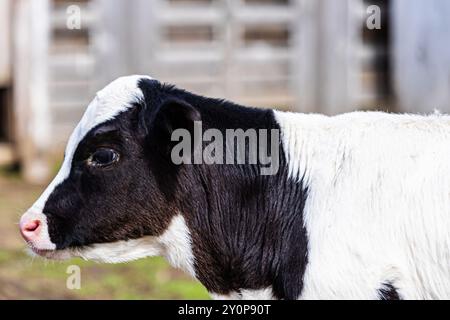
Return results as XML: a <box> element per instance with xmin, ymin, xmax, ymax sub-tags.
<box><xmin>19</xmin><ymin>213</ymin><xmax>56</xmax><ymax>250</ymax></box>
<box><xmin>23</xmin><ymin>220</ymin><xmax>41</xmax><ymax>233</ymax></box>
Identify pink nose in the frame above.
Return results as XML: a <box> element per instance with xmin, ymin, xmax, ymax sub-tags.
<box><xmin>20</xmin><ymin>219</ymin><xmax>42</xmax><ymax>241</ymax></box>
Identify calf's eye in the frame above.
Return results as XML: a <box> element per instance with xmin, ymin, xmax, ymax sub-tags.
<box><xmin>87</xmin><ymin>148</ymin><xmax>120</xmax><ymax>168</ymax></box>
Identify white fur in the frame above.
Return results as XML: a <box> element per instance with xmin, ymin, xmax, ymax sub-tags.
<box><xmin>23</xmin><ymin>75</ymin><xmax>151</xmax><ymax>250</ymax></box>
<box><xmin>158</xmin><ymin>214</ymin><xmax>197</xmax><ymax>277</ymax></box>
<box><xmin>74</xmin><ymin>236</ymin><xmax>161</xmax><ymax>264</ymax></box>
<box><xmin>55</xmin><ymin>214</ymin><xmax>196</xmax><ymax>277</ymax></box>
<box><xmin>274</xmin><ymin>110</ymin><xmax>450</xmax><ymax>299</ymax></box>
<box><xmin>211</xmin><ymin>288</ymin><xmax>275</xmax><ymax>300</ymax></box>
<box><xmin>210</xmin><ymin>293</ymin><xmax>239</xmax><ymax>300</ymax></box>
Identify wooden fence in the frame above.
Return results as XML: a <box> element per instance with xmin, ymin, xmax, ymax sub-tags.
<box><xmin>52</xmin><ymin>0</ymin><xmax>390</xmax><ymax>137</ymax></box>
<box><xmin>7</xmin><ymin>0</ymin><xmax>450</xmax><ymax>183</ymax></box>
<box><xmin>6</xmin><ymin>0</ymin><xmax>394</xmax><ymax>182</ymax></box>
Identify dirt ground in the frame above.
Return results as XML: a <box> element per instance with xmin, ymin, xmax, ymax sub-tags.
<box><xmin>0</xmin><ymin>171</ymin><xmax>208</xmax><ymax>299</ymax></box>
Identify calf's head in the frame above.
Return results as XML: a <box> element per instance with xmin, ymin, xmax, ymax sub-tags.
<box><xmin>19</xmin><ymin>75</ymin><xmax>199</xmax><ymax>268</ymax></box>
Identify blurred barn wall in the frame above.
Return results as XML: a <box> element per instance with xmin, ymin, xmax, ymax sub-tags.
<box><xmin>0</xmin><ymin>0</ymin><xmax>13</xmax><ymax>166</ymax></box>
<box><xmin>0</xmin><ymin>0</ymin><xmax>11</xmax><ymax>86</ymax></box>
<box><xmin>1</xmin><ymin>0</ymin><xmax>450</xmax><ymax>183</ymax></box>
<box><xmin>393</xmin><ymin>0</ymin><xmax>450</xmax><ymax>113</ymax></box>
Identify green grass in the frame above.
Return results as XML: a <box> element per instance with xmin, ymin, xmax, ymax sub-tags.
<box><xmin>0</xmin><ymin>165</ymin><xmax>21</xmax><ymax>181</ymax></box>
<box><xmin>0</xmin><ymin>249</ymin><xmax>210</xmax><ymax>299</ymax></box>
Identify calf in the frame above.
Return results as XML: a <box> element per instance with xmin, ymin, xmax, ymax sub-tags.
<box><xmin>19</xmin><ymin>75</ymin><xmax>450</xmax><ymax>299</ymax></box>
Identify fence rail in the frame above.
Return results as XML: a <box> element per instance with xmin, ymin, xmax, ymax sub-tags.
<box><xmin>6</xmin><ymin>0</ymin><xmax>406</xmax><ymax>183</ymax></box>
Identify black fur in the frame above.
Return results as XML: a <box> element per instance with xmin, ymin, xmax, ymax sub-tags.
<box><xmin>378</xmin><ymin>283</ymin><xmax>401</xmax><ymax>300</ymax></box>
<box><xmin>43</xmin><ymin>79</ymin><xmax>309</xmax><ymax>299</ymax></box>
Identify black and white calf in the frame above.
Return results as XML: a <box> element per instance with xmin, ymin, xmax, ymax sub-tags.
<box><xmin>20</xmin><ymin>75</ymin><xmax>450</xmax><ymax>299</ymax></box>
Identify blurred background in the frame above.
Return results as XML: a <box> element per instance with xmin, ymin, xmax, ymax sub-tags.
<box><xmin>0</xmin><ymin>0</ymin><xmax>449</xmax><ymax>299</ymax></box>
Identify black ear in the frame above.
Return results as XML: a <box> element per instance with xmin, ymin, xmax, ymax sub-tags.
<box><xmin>145</xmin><ymin>97</ymin><xmax>201</xmax><ymax>157</ymax></box>
<box><xmin>155</xmin><ymin>98</ymin><xmax>201</xmax><ymax>136</ymax></box>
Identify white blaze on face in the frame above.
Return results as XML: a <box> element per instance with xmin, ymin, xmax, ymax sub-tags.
<box><xmin>20</xmin><ymin>75</ymin><xmax>151</xmax><ymax>251</ymax></box>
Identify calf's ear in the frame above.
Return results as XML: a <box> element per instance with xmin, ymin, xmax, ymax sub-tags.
<box><xmin>143</xmin><ymin>98</ymin><xmax>201</xmax><ymax>157</ymax></box>
<box><xmin>154</xmin><ymin>98</ymin><xmax>201</xmax><ymax>136</ymax></box>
